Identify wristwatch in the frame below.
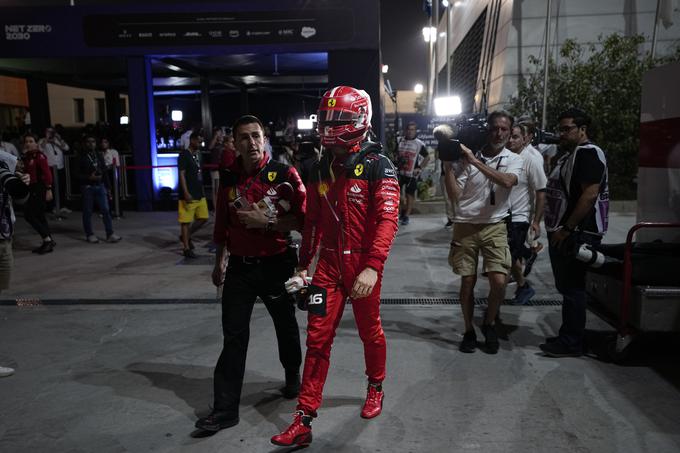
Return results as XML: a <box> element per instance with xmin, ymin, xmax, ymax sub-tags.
<box><xmin>265</xmin><ymin>218</ymin><xmax>276</xmax><ymax>232</ymax></box>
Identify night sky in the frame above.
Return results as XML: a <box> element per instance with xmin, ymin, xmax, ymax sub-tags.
<box><xmin>380</xmin><ymin>0</ymin><xmax>431</xmax><ymax>91</ymax></box>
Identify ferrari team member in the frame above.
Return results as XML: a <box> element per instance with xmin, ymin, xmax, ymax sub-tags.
<box><xmin>195</xmin><ymin>115</ymin><xmax>306</xmax><ymax>432</ymax></box>
<box><xmin>271</xmin><ymin>86</ymin><xmax>400</xmax><ymax>447</ymax></box>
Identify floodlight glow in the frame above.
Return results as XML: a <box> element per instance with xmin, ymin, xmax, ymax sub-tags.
<box><xmin>422</xmin><ymin>26</ymin><xmax>437</xmax><ymax>42</ymax></box>
<box><xmin>297</xmin><ymin>118</ymin><xmax>314</xmax><ymax>130</ymax></box>
<box><xmin>414</xmin><ymin>83</ymin><xmax>424</xmax><ymax>94</ymax></box>
<box><xmin>171</xmin><ymin>110</ymin><xmax>183</xmax><ymax>122</ymax></box>
<box><xmin>442</xmin><ymin>0</ymin><xmax>450</xmax><ymax>7</ymax></box>
<box><xmin>119</xmin><ymin>115</ymin><xmax>129</xmax><ymax>125</ymax></box>
<box><xmin>434</xmin><ymin>96</ymin><xmax>463</xmax><ymax>116</ymax></box>
<box><xmin>382</xmin><ymin>64</ymin><xmax>389</xmax><ymax>74</ymax></box>
<box><xmin>454</xmin><ymin>1</ymin><xmax>463</xmax><ymax>6</ymax></box>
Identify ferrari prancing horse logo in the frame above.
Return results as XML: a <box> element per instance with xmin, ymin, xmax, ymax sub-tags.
<box><xmin>267</xmin><ymin>171</ymin><xmax>277</xmax><ymax>182</ymax></box>
<box><xmin>354</xmin><ymin>164</ymin><xmax>364</xmax><ymax>176</ymax></box>
<box><xmin>318</xmin><ymin>182</ymin><xmax>329</xmax><ymax>196</ymax></box>
<box><xmin>327</xmin><ymin>98</ymin><xmax>336</xmax><ymax>108</ymax></box>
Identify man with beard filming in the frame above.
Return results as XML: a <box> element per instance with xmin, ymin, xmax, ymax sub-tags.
<box><xmin>195</xmin><ymin>115</ymin><xmax>307</xmax><ymax>433</ymax></box>
<box><xmin>442</xmin><ymin>110</ymin><xmax>523</xmax><ymax>354</ymax></box>
<box><xmin>540</xmin><ymin>108</ymin><xmax>609</xmax><ymax>358</ymax></box>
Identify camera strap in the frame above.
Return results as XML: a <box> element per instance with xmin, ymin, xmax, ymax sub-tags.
<box><xmin>478</xmin><ymin>152</ymin><xmax>505</xmax><ymax>205</ymax></box>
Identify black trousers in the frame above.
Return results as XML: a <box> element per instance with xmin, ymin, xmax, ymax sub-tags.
<box><xmin>213</xmin><ymin>251</ymin><xmax>302</xmax><ymax>417</ymax></box>
<box><xmin>24</xmin><ymin>183</ymin><xmax>51</xmax><ymax>239</ymax></box>
<box><xmin>548</xmin><ymin>232</ymin><xmax>601</xmax><ymax>350</ymax></box>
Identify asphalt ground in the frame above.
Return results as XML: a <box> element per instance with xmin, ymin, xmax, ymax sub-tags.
<box><xmin>2</xmin><ymin>208</ymin><xmax>679</xmax><ymax>452</ymax></box>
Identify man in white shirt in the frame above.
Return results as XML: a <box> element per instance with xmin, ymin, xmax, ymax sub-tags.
<box><xmin>444</xmin><ymin>111</ymin><xmax>523</xmax><ymax>354</ymax></box>
<box><xmin>0</xmin><ymin>130</ymin><xmax>19</xmax><ymax>158</ymax></box>
<box><xmin>506</xmin><ymin>122</ymin><xmax>547</xmax><ymax>305</ymax></box>
<box><xmin>39</xmin><ymin>127</ymin><xmax>70</xmax><ymax>212</ymax></box>
<box><xmin>396</xmin><ymin>122</ymin><xmax>429</xmax><ymax>225</ymax></box>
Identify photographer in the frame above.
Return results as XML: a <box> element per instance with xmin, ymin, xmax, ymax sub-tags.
<box><xmin>79</xmin><ymin>135</ymin><xmax>121</xmax><ymax>244</ymax></box>
<box><xmin>294</xmin><ymin>141</ymin><xmax>320</xmax><ymax>187</ymax></box>
<box><xmin>443</xmin><ymin>110</ymin><xmax>523</xmax><ymax>354</ymax></box>
<box><xmin>540</xmin><ymin>108</ymin><xmax>609</xmax><ymax>358</ymax></box>
<box><xmin>0</xmin><ymin>152</ymin><xmax>30</xmax><ymax>377</ymax></box>
<box><xmin>396</xmin><ymin>122</ymin><xmax>429</xmax><ymax>225</ymax></box>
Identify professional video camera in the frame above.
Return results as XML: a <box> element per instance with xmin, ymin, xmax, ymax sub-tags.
<box><xmin>433</xmin><ymin>113</ymin><xmax>489</xmax><ymax>161</ymax></box>
<box><xmin>533</xmin><ymin>128</ymin><xmax>560</xmax><ymax>145</ymax></box>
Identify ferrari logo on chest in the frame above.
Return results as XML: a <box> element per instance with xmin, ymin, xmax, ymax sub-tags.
<box><xmin>354</xmin><ymin>164</ymin><xmax>364</xmax><ymax>177</ymax></box>
<box><xmin>318</xmin><ymin>182</ymin><xmax>329</xmax><ymax>196</ymax></box>
<box><xmin>327</xmin><ymin>98</ymin><xmax>336</xmax><ymax>108</ymax></box>
<box><xmin>267</xmin><ymin>171</ymin><xmax>277</xmax><ymax>182</ymax></box>
<box><xmin>228</xmin><ymin>187</ymin><xmax>236</xmax><ymax>201</ymax></box>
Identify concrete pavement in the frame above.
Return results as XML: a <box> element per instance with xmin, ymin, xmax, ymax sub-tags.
<box><xmin>1</xmin><ymin>208</ymin><xmax>637</xmax><ymax>302</ymax></box>
<box><xmin>2</xmin><ymin>208</ymin><xmax>678</xmax><ymax>453</ymax></box>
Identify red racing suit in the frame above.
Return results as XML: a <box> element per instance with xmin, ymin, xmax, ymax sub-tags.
<box><xmin>296</xmin><ymin>142</ymin><xmax>400</xmax><ymax>416</ymax></box>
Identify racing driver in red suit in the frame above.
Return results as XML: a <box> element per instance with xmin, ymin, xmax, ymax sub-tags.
<box><xmin>271</xmin><ymin>86</ymin><xmax>400</xmax><ymax>447</ymax></box>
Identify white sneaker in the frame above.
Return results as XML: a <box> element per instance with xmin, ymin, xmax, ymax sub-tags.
<box><xmin>86</xmin><ymin>235</ymin><xmax>100</xmax><ymax>243</ymax></box>
<box><xmin>59</xmin><ymin>207</ymin><xmax>72</xmax><ymax>214</ymax></box>
<box><xmin>0</xmin><ymin>366</ymin><xmax>14</xmax><ymax>377</ymax></box>
<box><xmin>106</xmin><ymin>234</ymin><xmax>122</xmax><ymax>243</ymax></box>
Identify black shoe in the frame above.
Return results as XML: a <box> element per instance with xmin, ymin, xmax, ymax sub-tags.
<box><xmin>539</xmin><ymin>341</ymin><xmax>582</xmax><ymax>358</ymax></box>
<box><xmin>445</xmin><ymin>219</ymin><xmax>454</xmax><ymax>228</ymax></box>
<box><xmin>481</xmin><ymin>323</ymin><xmax>499</xmax><ymax>354</ymax></box>
<box><xmin>282</xmin><ymin>370</ymin><xmax>300</xmax><ymax>399</ymax></box>
<box><xmin>35</xmin><ymin>240</ymin><xmax>55</xmax><ymax>255</ymax></box>
<box><xmin>459</xmin><ymin>330</ymin><xmax>477</xmax><ymax>353</ymax></box>
<box><xmin>195</xmin><ymin>411</ymin><xmax>239</xmax><ymax>432</ymax></box>
<box><xmin>545</xmin><ymin>336</ymin><xmax>559</xmax><ymax>344</ymax></box>
<box><xmin>183</xmin><ymin>249</ymin><xmax>197</xmax><ymax>259</ymax></box>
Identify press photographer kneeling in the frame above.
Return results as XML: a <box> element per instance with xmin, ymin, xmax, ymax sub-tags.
<box><xmin>441</xmin><ymin>110</ymin><xmax>523</xmax><ymax>354</ymax></box>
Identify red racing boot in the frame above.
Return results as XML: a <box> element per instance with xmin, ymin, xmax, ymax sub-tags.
<box><xmin>360</xmin><ymin>383</ymin><xmax>384</xmax><ymax>419</ymax></box>
<box><xmin>271</xmin><ymin>410</ymin><xmax>313</xmax><ymax>447</ymax></box>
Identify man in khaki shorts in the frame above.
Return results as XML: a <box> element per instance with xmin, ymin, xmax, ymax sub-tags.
<box><xmin>443</xmin><ymin>110</ymin><xmax>523</xmax><ymax>354</ymax></box>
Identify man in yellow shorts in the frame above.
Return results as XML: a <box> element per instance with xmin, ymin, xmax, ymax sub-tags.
<box><xmin>443</xmin><ymin>111</ymin><xmax>523</xmax><ymax>354</ymax></box>
<box><xmin>178</xmin><ymin>132</ymin><xmax>208</xmax><ymax>258</ymax></box>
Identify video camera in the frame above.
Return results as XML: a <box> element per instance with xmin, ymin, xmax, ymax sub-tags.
<box><xmin>433</xmin><ymin>113</ymin><xmax>489</xmax><ymax>161</ymax></box>
<box><xmin>533</xmin><ymin>129</ymin><xmax>560</xmax><ymax>145</ymax></box>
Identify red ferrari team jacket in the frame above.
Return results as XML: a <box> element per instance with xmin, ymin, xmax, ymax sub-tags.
<box><xmin>299</xmin><ymin>143</ymin><xmax>400</xmax><ymax>274</ymax></box>
<box><xmin>213</xmin><ymin>154</ymin><xmax>306</xmax><ymax>257</ymax></box>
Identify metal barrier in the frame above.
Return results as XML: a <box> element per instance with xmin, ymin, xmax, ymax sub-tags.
<box><xmin>63</xmin><ymin>152</ymin><xmax>216</xmax><ymax>211</ymax></box>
